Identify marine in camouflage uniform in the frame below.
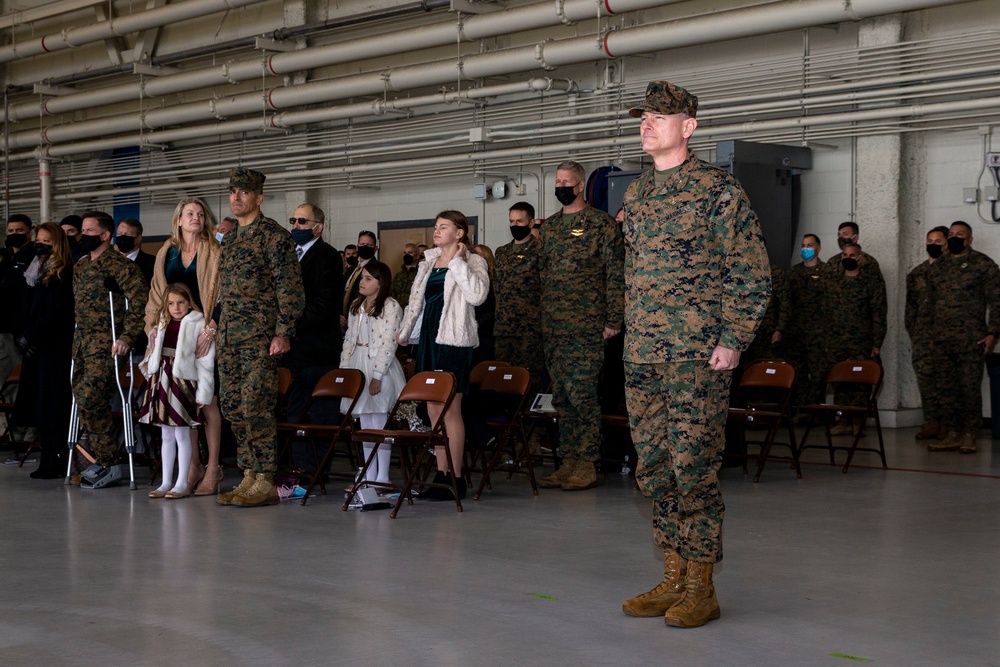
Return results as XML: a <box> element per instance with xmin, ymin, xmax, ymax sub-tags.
<box><xmin>786</xmin><ymin>239</ymin><xmax>828</xmax><ymax>407</ymax></box>
<box><xmin>73</xmin><ymin>212</ymin><xmax>148</xmax><ymax>468</ymax></box>
<box><xmin>822</xmin><ymin>243</ymin><xmax>886</xmax><ymax>424</ymax></box>
<box><xmin>538</xmin><ymin>162</ymin><xmax>624</xmax><ymax>491</ymax></box>
<box><xmin>620</xmin><ymin>81</ymin><xmax>770</xmax><ymax>629</ymax></box>
<box><xmin>744</xmin><ymin>262</ymin><xmax>789</xmax><ymax>364</ymax></box>
<box><xmin>926</xmin><ymin>222</ymin><xmax>1000</xmax><ymax>453</ymax></box>
<box><xmin>904</xmin><ymin>227</ymin><xmax>948</xmax><ymax>439</ymax></box>
<box><xmin>214</xmin><ymin>167</ymin><xmax>305</xmax><ymax>506</ymax></box>
<box><xmin>494</xmin><ymin>233</ymin><xmax>546</xmax><ymax>386</ymax></box>
<box><xmin>390</xmin><ymin>247</ymin><xmax>418</xmax><ymax>308</ymax></box>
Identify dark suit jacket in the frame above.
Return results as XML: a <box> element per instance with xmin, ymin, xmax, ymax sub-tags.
<box><xmin>285</xmin><ymin>239</ymin><xmax>344</xmax><ymax>369</ymax></box>
<box><xmin>133</xmin><ymin>250</ymin><xmax>156</xmax><ymax>287</ymax></box>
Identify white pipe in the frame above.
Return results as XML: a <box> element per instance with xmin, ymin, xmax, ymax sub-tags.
<box><xmin>0</xmin><ymin>0</ymin><xmax>106</xmax><ymax>31</ymax></box>
<box><xmin>9</xmin><ymin>0</ymin><xmax>976</xmax><ymax>153</ymax></box>
<box><xmin>46</xmin><ymin>93</ymin><xmax>1000</xmax><ymax>201</ymax></box>
<box><xmin>3</xmin><ymin>0</ymin><xmax>683</xmax><ymax>122</ymax></box>
<box><xmin>0</xmin><ymin>0</ymin><xmax>269</xmax><ymax>64</ymax></box>
<box><xmin>39</xmin><ymin>159</ymin><xmax>52</xmax><ymax>222</ymax></box>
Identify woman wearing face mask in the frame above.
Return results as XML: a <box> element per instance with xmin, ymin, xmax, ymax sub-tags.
<box><xmin>13</xmin><ymin>223</ymin><xmax>75</xmax><ymax>478</ymax></box>
<box><xmin>144</xmin><ymin>197</ymin><xmax>224</xmax><ymax>495</ymax></box>
<box><xmin>396</xmin><ymin>210</ymin><xmax>490</xmax><ymax>500</ymax></box>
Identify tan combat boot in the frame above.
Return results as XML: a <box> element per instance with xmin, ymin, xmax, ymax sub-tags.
<box><xmin>217</xmin><ymin>469</ymin><xmax>256</xmax><ymax>505</ymax></box>
<box><xmin>829</xmin><ymin>418</ymin><xmax>852</xmax><ymax>436</ymax></box>
<box><xmin>231</xmin><ymin>473</ymin><xmax>280</xmax><ymax>507</ymax></box>
<box><xmin>928</xmin><ymin>431</ymin><xmax>960</xmax><ymax>452</ymax></box>
<box><xmin>959</xmin><ymin>432</ymin><xmax>977</xmax><ymax>454</ymax></box>
<box><xmin>623</xmin><ymin>549</ymin><xmax>687</xmax><ymax>617</ymax></box>
<box><xmin>914</xmin><ymin>420</ymin><xmax>941</xmax><ymax>440</ymax></box>
<box><xmin>540</xmin><ymin>460</ymin><xmax>577</xmax><ymax>489</ymax></box>
<box><xmin>664</xmin><ymin>561</ymin><xmax>721</xmax><ymax>628</ymax></box>
<box><xmin>561</xmin><ymin>461</ymin><xmax>598</xmax><ymax>491</ymax></box>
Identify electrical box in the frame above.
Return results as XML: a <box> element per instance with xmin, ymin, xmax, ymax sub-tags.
<box><xmin>985</xmin><ymin>186</ymin><xmax>1000</xmax><ymax>202</ymax></box>
<box><xmin>987</xmin><ymin>152</ymin><xmax>1000</xmax><ymax>168</ymax></box>
<box><xmin>468</xmin><ymin>127</ymin><xmax>491</xmax><ymax>143</ymax></box>
<box><xmin>964</xmin><ymin>187</ymin><xmax>980</xmax><ymax>204</ymax></box>
<box><xmin>472</xmin><ymin>183</ymin><xmax>488</xmax><ymax>200</ymax></box>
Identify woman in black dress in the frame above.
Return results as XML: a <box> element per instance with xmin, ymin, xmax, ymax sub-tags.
<box><xmin>14</xmin><ymin>223</ymin><xmax>75</xmax><ymax>479</ymax></box>
<box><xmin>396</xmin><ymin>211</ymin><xmax>490</xmax><ymax>499</ymax></box>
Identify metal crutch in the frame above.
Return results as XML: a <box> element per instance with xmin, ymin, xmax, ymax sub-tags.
<box><xmin>63</xmin><ymin>354</ymin><xmax>80</xmax><ymax>485</ymax></box>
<box><xmin>109</xmin><ymin>290</ymin><xmax>138</xmax><ymax>490</ymax></box>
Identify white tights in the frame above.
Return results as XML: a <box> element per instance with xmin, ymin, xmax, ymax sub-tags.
<box><xmin>157</xmin><ymin>425</ymin><xmax>193</xmax><ymax>494</ymax></box>
<box><xmin>360</xmin><ymin>412</ymin><xmax>391</xmax><ymax>484</ymax></box>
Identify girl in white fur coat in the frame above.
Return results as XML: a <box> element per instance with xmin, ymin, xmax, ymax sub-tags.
<box><xmin>340</xmin><ymin>261</ymin><xmax>406</xmax><ymax>487</ymax></box>
<box><xmin>396</xmin><ymin>211</ymin><xmax>490</xmax><ymax>501</ymax></box>
<box><xmin>138</xmin><ymin>283</ymin><xmax>215</xmax><ymax>499</ymax></box>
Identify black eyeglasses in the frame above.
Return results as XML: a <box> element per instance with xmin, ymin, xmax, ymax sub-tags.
<box><xmin>289</xmin><ymin>217</ymin><xmax>318</xmax><ymax>225</ymax></box>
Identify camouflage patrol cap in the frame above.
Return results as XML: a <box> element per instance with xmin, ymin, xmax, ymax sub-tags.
<box><xmin>228</xmin><ymin>167</ymin><xmax>266</xmax><ymax>193</ymax></box>
<box><xmin>628</xmin><ymin>81</ymin><xmax>698</xmax><ymax>119</ymax></box>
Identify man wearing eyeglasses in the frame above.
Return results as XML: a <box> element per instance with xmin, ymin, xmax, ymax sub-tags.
<box><xmin>341</xmin><ymin>230</ymin><xmax>378</xmax><ymax>331</ymax></box>
<box><xmin>285</xmin><ymin>204</ymin><xmax>344</xmax><ymax>470</ymax></box>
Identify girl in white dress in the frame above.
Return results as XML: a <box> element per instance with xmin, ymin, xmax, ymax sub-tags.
<box><xmin>340</xmin><ymin>260</ymin><xmax>406</xmax><ymax>486</ymax></box>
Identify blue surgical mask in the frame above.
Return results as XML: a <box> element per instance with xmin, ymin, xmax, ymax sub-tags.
<box><xmin>215</xmin><ymin>232</ymin><xmax>225</xmax><ymax>243</ymax></box>
<box><xmin>800</xmin><ymin>247</ymin><xmax>816</xmax><ymax>261</ymax></box>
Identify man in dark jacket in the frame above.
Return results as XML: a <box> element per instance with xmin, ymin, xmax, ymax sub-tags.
<box><xmin>0</xmin><ymin>214</ymin><xmax>35</xmax><ymax>439</ymax></box>
<box><xmin>284</xmin><ymin>203</ymin><xmax>344</xmax><ymax>470</ymax></box>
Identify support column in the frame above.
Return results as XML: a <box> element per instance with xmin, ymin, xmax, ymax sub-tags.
<box><xmin>854</xmin><ymin>14</ymin><xmax>923</xmax><ymax>427</ymax></box>
<box><xmin>39</xmin><ymin>158</ymin><xmax>51</xmax><ymax>223</ymax></box>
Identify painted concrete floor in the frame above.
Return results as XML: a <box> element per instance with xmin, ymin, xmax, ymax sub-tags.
<box><xmin>1</xmin><ymin>427</ymin><xmax>999</xmax><ymax>667</ymax></box>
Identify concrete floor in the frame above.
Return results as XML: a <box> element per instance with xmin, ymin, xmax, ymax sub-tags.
<box><xmin>1</xmin><ymin>427</ymin><xmax>999</xmax><ymax>667</ymax></box>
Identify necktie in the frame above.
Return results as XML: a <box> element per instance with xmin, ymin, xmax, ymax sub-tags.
<box><xmin>296</xmin><ymin>246</ymin><xmax>303</xmax><ymax>261</ymax></box>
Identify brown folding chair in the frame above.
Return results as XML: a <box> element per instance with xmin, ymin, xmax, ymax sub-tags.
<box><xmin>797</xmin><ymin>359</ymin><xmax>886</xmax><ymax>473</ymax></box>
<box><xmin>468</xmin><ymin>360</ymin><xmax>510</xmax><ymax>388</ymax></box>
<box><xmin>463</xmin><ymin>360</ymin><xmax>511</xmax><ymax>478</ymax></box>
<box><xmin>276</xmin><ymin>368</ymin><xmax>365</xmax><ymax>505</ymax></box>
<box><xmin>0</xmin><ymin>362</ymin><xmax>21</xmax><ymax>449</ymax></box>
<box><xmin>343</xmin><ymin>370</ymin><xmax>457</xmax><ymax>518</ymax></box>
<box><xmin>275</xmin><ymin>367</ymin><xmax>293</xmax><ymax>422</ymax></box>
<box><xmin>473</xmin><ymin>366</ymin><xmax>538</xmax><ymax>499</ymax></box>
<box><xmin>727</xmin><ymin>360</ymin><xmax>800</xmax><ymax>482</ymax></box>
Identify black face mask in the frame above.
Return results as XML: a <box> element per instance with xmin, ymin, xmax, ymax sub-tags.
<box><xmin>35</xmin><ymin>243</ymin><xmax>52</xmax><ymax>257</ymax></box>
<box><xmin>289</xmin><ymin>228</ymin><xmax>315</xmax><ymax>246</ymax></box>
<box><xmin>510</xmin><ymin>225</ymin><xmax>532</xmax><ymax>241</ymax></box>
<box><xmin>79</xmin><ymin>233</ymin><xmax>104</xmax><ymax>253</ymax></box>
<box><xmin>115</xmin><ymin>236</ymin><xmax>136</xmax><ymax>253</ymax></box>
<box><xmin>947</xmin><ymin>236</ymin><xmax>966</xmax><ymax>255</ymax></box>
<box><xmin>554</xmin><ymin>187</ymin><xmax>578</xmax><ymax>206</ymax></box>
<box><xmin>841</xmin><ymin>257</ymin><xmax>859</xmax><ymax>271</ymax></box>
<box><xmin>402</xmin><ymin>254</ymin><xmax>415</xmax><ymax>266</ymax></box>
<box><xmin>4</xmin><ymin>233</ymin><xmax>27</xmax><ymax>249</ymax></box>
<box><xmin>926</xmin><ymin>243</ymin><xmax>944</xmax><ymax>259</ymax></box>
<box><xmin>345</xmin><ymin>255</ymin><xmax>359</xmax><ymax>267</ymax></box>
<box><xmin>357</xmin><ymin>245</ymin><xmax>376</xmax><ymax>261</ymax></box>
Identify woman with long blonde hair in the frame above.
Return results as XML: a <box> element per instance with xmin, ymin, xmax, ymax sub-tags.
<box><xmin>144</xmin><ymin>197</ymin><xmax>224</xmax><ymax>495</ymax></box>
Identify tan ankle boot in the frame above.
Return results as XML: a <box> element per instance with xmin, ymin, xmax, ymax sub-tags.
<box><xmin>623</xmin><ymin>549</ymin><xmax>687</xmax><ymax>617</ymax></box>
<box><xmin>540</xmin><ymin>460</ymin><xmax>577</xmax><ymax>488</ymax></box>
<box><xmin>217</xmin><ymin>469</ymin><xmax>255</xmax><ymax>505</ymax></box>
<box><xmin>959</xmin><ymin>432</ymin><xmax>977</xmax><ymax>454</ymax></box>
<box><xmin>664</xmin><ymin>561</ymin><xmax>721</xmax><ymax>628</ymax></box>
<box><xmin>561</xmin><ymin>461</ymin><xmax>597</xmax><ymax>491</ymax></box>
<box><xmin>915</xmin><ymin>419</ymin><xmax>941</xmax><ymax>440</ymax></box>
<box><xmin>231</xmin><ymin>473</ymin><xmax>280</xmax><ymax>507</ymax></box>
<box><xmin>928</xmin><ymin>431</ymin><xmax>960</xmax><ymax>452</ymax></box>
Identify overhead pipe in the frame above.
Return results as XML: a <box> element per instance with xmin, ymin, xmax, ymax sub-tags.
<box><xmin>7</xmin><ymin>0</ymin><xmax>977</xmax><ymax>153</ymax></box>
<box><xmin>16</xmin><ymin>78</ymin><xmax>575</xmax><ymax>160</ymax></box>
<box><xmin>46</xmin><ymin>92</ymin><xmax>1000</xmax><ymax>202</ymax></box>
<box><xmin>0</xmin><ymin>0</ymin><xmax>270</xmax><ymax>64</ymax></box>
<box><xmin>2</xmin><ymin>0</ymin><xmax>683</xmax><ymax>122</ymax></box>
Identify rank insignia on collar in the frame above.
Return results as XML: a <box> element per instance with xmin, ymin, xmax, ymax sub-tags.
<box><xmin>571</xmin><ymin>229</ymin><xmax>584</xmax><ymax>237</ymax></box>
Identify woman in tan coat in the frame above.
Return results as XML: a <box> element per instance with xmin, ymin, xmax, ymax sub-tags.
<box><xmin>145</xmin><ymin>197</ymin><xmax>223</xmax><ymax>495</ymax></box>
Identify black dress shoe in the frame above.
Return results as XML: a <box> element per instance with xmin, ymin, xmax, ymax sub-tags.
<box><xmin>421</xmin><ymin>470</ymin><xmax>449</xmax><ymax>500</ymax></box>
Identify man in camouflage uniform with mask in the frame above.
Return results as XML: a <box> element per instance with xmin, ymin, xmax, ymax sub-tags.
<box><xmin>744</xmin><ymin>261</ymin><xmax>789</xmax><ymax>364</ymax></box>
<box><xmin>214</xmin><ymin>167</ymin><xmax>304</xmax><ymax>507</ymax></box>
<box><xmin>905</xmin><ymin>226</ymin><xmax>949</xmax><ymax>440</ymax></box>
<box><xmin>926</xmin><ymin>220</ymin><xmax>1000</xmax><ymax>453</ymax></box>
<box><xmin>73</xmin><ymin>210</ymin><xmax>148</xmax><ymax>488</ymax></box>
<box><xmin>494</xmin><ymin>201</ymin><xmax>547</xmax><ymax>388</ymax></box>
<box><xmin>538</xmin><ymin>161</ymin><xmax>625</xmax><ymax>492</ymax></box>
<box><xmin>620</xmin><ymin>81</ymin><xmax>771</xmax><ymax>628</ymax></box>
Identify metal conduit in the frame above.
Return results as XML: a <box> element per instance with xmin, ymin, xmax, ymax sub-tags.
<box><xmin>1</xmin><ymin>0</ymin><xmax>680</xmax><ymax>122</ymax></box>
<box><xmin>5</xmin><ymin>0</ymin><xmax>978</xmax><ymax>154</ymax></box>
